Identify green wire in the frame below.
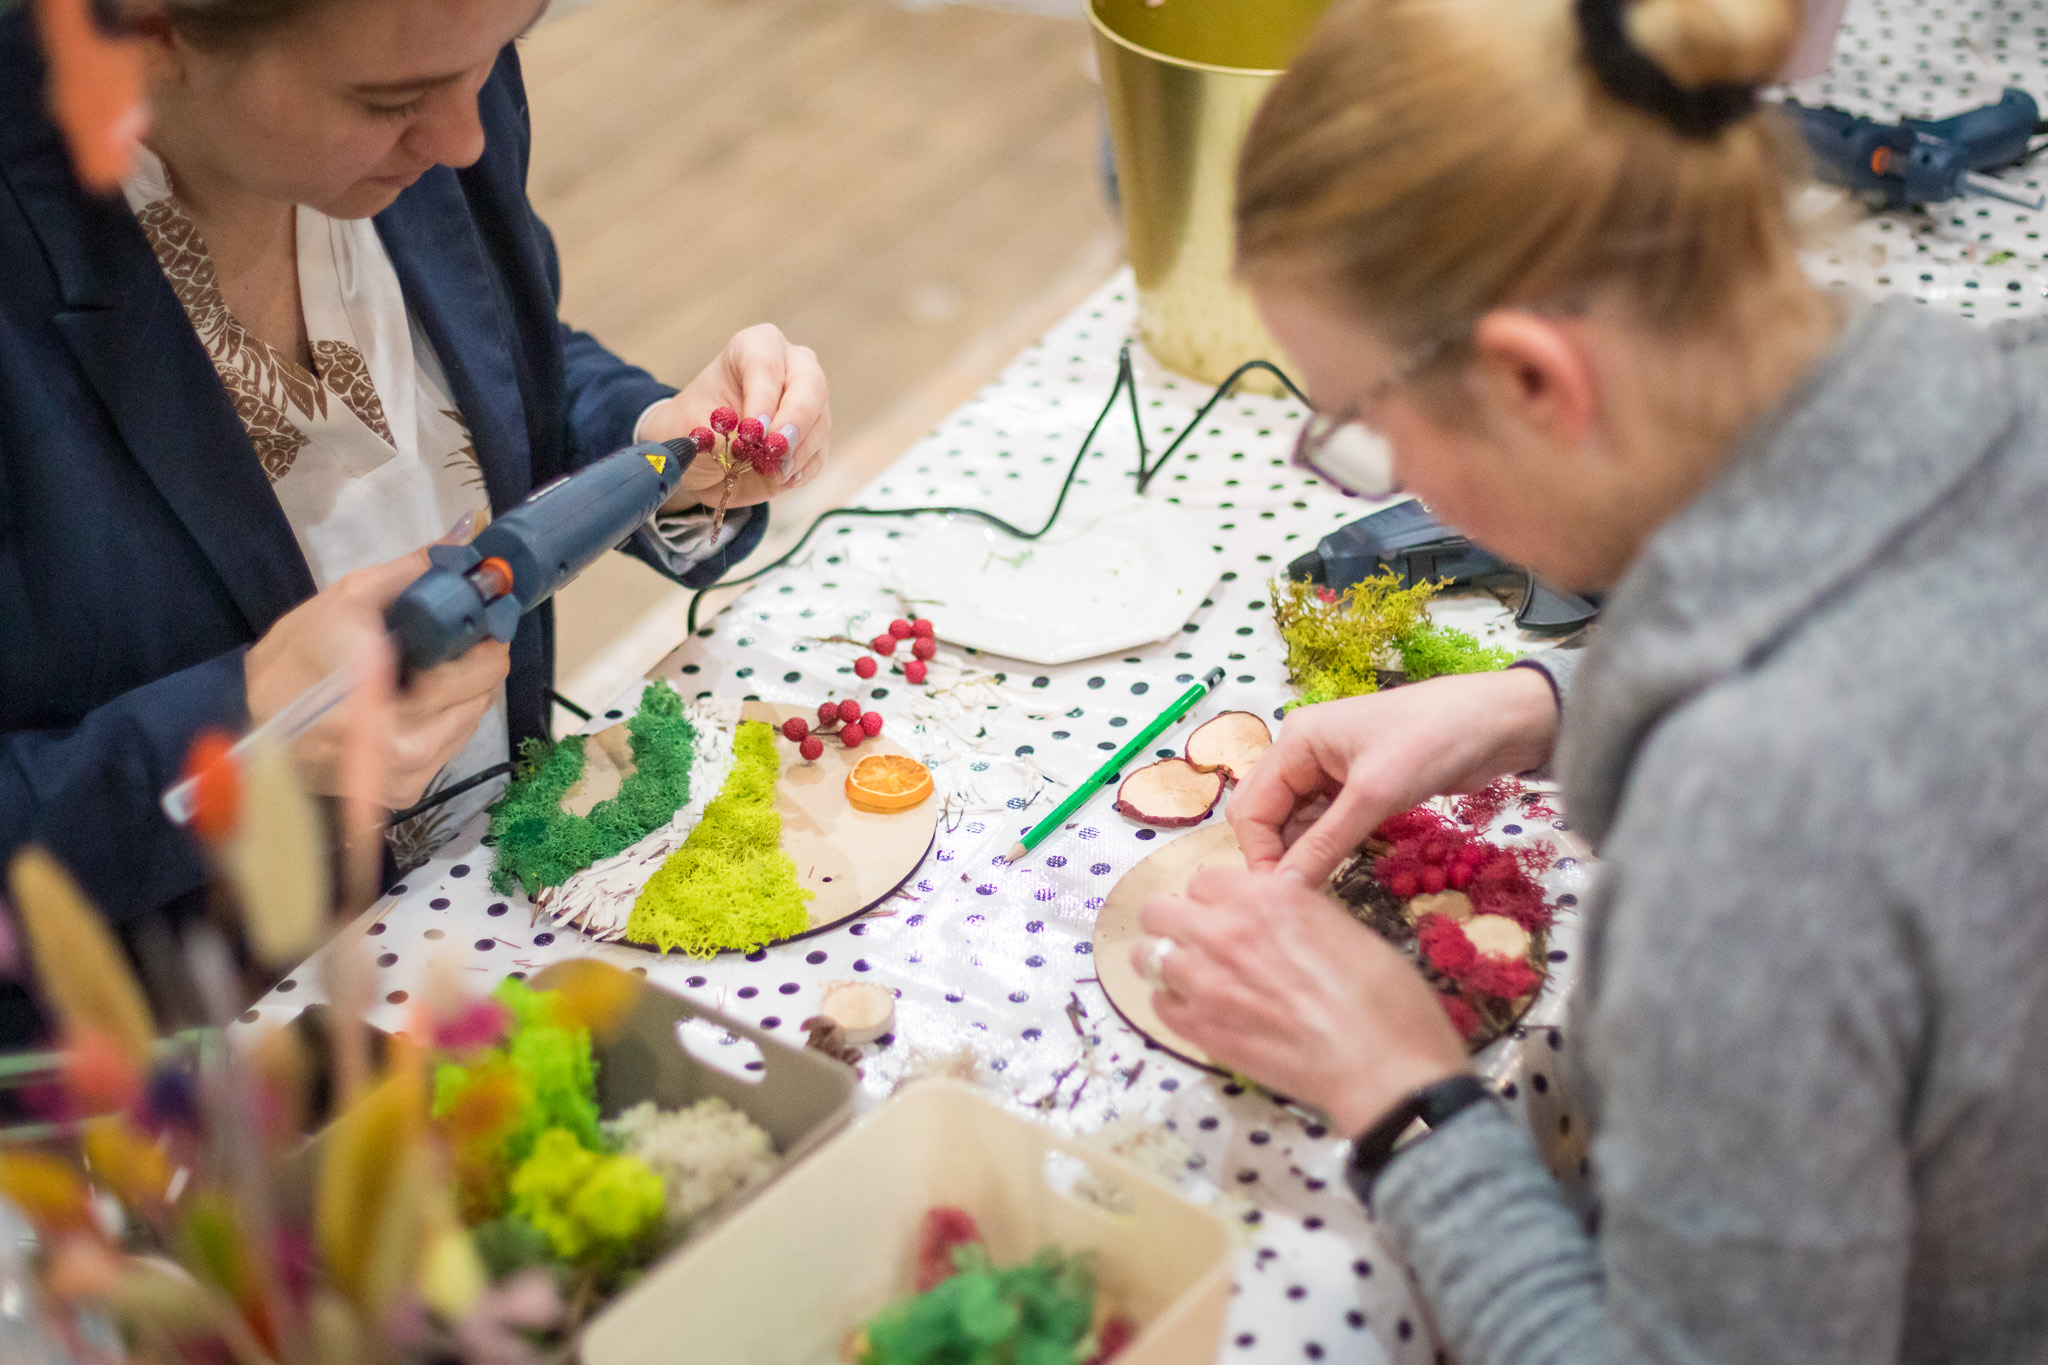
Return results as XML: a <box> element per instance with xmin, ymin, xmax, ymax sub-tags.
<box><xmin>683</xmin><ymin>350</ymin><xmax>1307</xmax><ymax>636</ymax></box>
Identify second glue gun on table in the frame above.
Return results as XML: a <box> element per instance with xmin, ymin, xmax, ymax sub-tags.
<box><xmin>1781</xmin><ymin>86</ymin><xmax>2047</xmax><ymax>210</ymax></box>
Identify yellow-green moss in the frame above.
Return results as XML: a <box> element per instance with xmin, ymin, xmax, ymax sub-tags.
<box><xmin>1269</xmin><ymin>572</ymin><xmax>1438</xmax><ymax>709</ymax></box>
<box><xmin>623</xmin><ymin>721</ymin><xmax>812</xmax><ymax>956</ymax></box>
<box><xmin>1270</xmin><ymin>573</ymin><xmax>1517</xmax><ymax>707</ymax></box>
<box><xmin>1399</xmin><ymin>623</ymin><xmax>1517</xmax><ymax>681</ymax></box>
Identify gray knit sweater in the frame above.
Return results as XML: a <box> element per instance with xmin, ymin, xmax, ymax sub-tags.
<box><xmin>1374</xmin><ymin>299</ymin><xmax>2048</xmax><ymax>1364</ymax></box>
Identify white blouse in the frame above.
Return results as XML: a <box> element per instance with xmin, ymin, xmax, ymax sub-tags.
<box><xmin>122</xmin><ymin>149</ymin><xmax>742</xmax><ymax>868</ymax></box>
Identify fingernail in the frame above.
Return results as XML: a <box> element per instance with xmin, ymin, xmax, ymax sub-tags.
<box><xmin>779</xmin><ymin>455</ymin><xmax>795</xmax><ymax>480</ymax></box>
<box><xmin>440</xmin><ymin>510</ymin><xmax>476</xmax><ymax>544</ymax></box>
<box><xmin>779</xmin><ymin>423</ymin><xmax>800</xmax><ymax>446</ymax></box>
<box><xmin>755</xmin><ymin>413</ymin><xmax>772</xmax><ymax>429</ymax></box>
<box><xmin>1276</xmin><ymin>867</ymin><xmax>1307</xmax><ymax>887</ymax></box>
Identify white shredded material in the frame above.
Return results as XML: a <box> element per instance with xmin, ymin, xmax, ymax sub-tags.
<box><xmin>900</xmin><ymin>674</ymin><xmax>1057</xmax><ymax>814</ymax></box>
<box><xmin>607</xmin><ymin>1096</ymin><xmax>777</xmax><ymax>1229</ymax></box>
<box><xmin>537</xmin><ymin>697</ymin><xmax>743</xmax><ymax>940</ymax></box>
<box><xmin>1091</xmin><ymin>1114</ymin><xmax>1199</xmax><ymax>1184</ymax></box>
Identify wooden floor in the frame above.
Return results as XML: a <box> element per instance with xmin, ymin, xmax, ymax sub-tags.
<box><xmin>528</xmin><ymin>0</ymin><xmax>1118</xmax><ymax>704</ymax></box>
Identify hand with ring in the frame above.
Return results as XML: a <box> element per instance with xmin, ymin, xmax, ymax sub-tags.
<box><xmin>1135</xmin><ymin>933</ymin><xmax>1178</xmax><ymax>990</ymax></box>
<box><xmin>1134</xmin><ymin>865</ymin><xmax>1469</xmax><ymax>1135</ymax></box>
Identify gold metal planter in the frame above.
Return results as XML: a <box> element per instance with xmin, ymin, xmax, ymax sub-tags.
<box><xmin>1090</xmin><ymin>0</ymin><xmax>1330</xmax><ymax>393</ymax></box>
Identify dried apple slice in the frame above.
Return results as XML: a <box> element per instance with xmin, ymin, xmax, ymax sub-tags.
<box><xmin>1113</xmin><ymin>758</ymin><xmax>1225</xmax><ymax>828</ymax></box>
<box><xmin>1464</xmin><ymin>913</ymin><xmax>1532</xmax><ymax>962</ymax></box>
<box><xmin>1184</xmin><ymin>711</ymin><xmax>1273</xmax><ymax>782</ymax></box>
<box><xmin>1407</xmin><ymin>890</ymin><xmax>1474</xmax><ymax>924</ymax></box>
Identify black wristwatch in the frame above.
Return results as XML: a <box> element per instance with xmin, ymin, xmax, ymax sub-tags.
<box><xmin>1344</xmin><ymin>1074</ymin><xmax>1494</xmax><ymax>1211</ymax></box>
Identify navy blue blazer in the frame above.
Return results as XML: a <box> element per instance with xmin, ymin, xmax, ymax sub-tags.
<box><xmin>0</xmin><ymin>16</ymin><xmax>763</xmax><ymax>938</ymax></box>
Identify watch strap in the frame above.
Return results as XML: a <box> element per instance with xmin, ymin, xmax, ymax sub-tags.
<box><xmin>1344</xmin><ymin>1073</ymin><xmax>1493</xmax><ymax>1210</ymax></box>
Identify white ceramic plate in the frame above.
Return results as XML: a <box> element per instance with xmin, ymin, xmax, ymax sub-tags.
<box><xmin>887</xmin><ymin>500</ymin><xmax>1219</xmax><ymax>664</ymax></box>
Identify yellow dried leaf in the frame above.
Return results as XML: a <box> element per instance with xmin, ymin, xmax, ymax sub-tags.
<box><xmin>81</xmin><ymin>1120</ymin><xmax>173</xmax><ymax>1209</ymax></box>
<box><xmin>224</xmin><ymin>735</ymin><xmax>330</xmax><ymax>968</ymax></box>
<box><xmin>417</xmin><ymin>1223</ymin><xmax>487</xmax><ymax>1321</ymax></box>
<box><xmin>308</xmin><ymin>1289</ymin><xmax>373</xmax><ymax>1365</ymax></box>
<box><xmin>99</xmin><ymin>1257</ymin><xmax>223</xmax><ymax>1336</ymax></box>
<box><xmin>8</xmin><ymin>848</ymin><xmax>154</xmax><ymax>1061</ymax></box>
<box><xmin>357</xmin><ymin>1143</ymin><xmax>440</xmax><ymax>1315</ymax></box>
<box><xmin>531</xmin><ymin>957</ymin><xmax>644</xmax><ymax>1039</ymax></box>
<box><xmin>316</xmin><ymin>1066</ymin><xmax>425</xmax><ymax>1308</ymax></box>
<box><xmin>0</xmin><ymin>1150</ymin><xmax>92</xmax><ymax>1232</ymax></box>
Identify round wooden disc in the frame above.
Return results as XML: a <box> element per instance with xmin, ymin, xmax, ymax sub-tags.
<box><xmin>1096</xmin><ymin>813</ymin><xmax>1576</xmax><ymax>1063</ymax></box>
<box><xmin>741</xmin><ymin>702</ymin><xmax>940</xmax><ymax>937</ymax></box>
<box><xmin>1092</xmin><ymin>820</ymin><xmax>1247</xmax><ymax>1073</ymax></box>
<box><xmin>598</xmin><ymin>701</ymin><xmax>938</xmax><ymax>953</ymax></box>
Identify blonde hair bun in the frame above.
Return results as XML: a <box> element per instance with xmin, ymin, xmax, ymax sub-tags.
<box><xmin>1236</xmin><ymin>0</ymin><xmax>1810</xmax><ymax>350</ymax></box>
<box><xmin>1626</xmin><ymin>0</ymin><xmax>1799</xmax><ymax>89</ymax></box>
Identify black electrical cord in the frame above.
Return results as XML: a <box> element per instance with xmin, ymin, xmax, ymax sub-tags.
<box><xmin>387</xmin><ymin>349</ymin><xmax>1307</xmax><ymax>824</ymax></box>
<box><xmin>681</xmin><ymin>348</ymin><xmax>1308</xmax><ymax>636</ymax></box>
<box><xmin>547</xmin><ymin>688</ymin><xmax>593</xmax><ymax>722</ymax></box>
<box><xmin>387</xmin><ymin>761</ymin><xmax>515</xmax><ymax>826</ymax></box>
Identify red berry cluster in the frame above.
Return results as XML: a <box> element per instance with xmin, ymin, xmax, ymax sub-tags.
<box><xmin>780</xmin><ymin>700</ymin><xmax>883</xmax><ymax>761</ymax></box>
<box><xmin>855</xmin><ymin>616</ymin><xmax>937</xmax><ymax>685</ymax></box>
<box><xmin>1371</xmin><ymin>806</ymin><xmax>1551</xmax><ymax>931</ymax></box>
<box><xmin>689</xmin><ymin>406</ymin><xmax>789</xmax><ymax>480</ymax></box>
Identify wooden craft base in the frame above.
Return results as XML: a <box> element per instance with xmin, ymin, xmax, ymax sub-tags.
<box><xmin>1092</xmin><ymin>821</ymin><xmax>1247</xmax><ymax>1074</ymax></box>
<box><xmin>605</xmin><ymin>701</ymin><xmax>940</xmax><ymax>953</ymax></box>
<box><xmin>1096</xmin><ymin>815</ymin><xmax>1577</xmax><ymax>1064</ymax></box>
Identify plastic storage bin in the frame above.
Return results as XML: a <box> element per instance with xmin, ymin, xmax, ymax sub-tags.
<box><xmin>582</xmin><ymin>1079</ymin><xmax>1234</xmax><ymax>1365</ymax></box>
<box><xmin>530</xmin><ymin>961</ymin><xmax>860</xmax><ymax>1186</ymax></box>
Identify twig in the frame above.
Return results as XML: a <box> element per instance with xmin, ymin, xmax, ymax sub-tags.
<box><xmin>1030</xmin><ymin>1061</ymin><xmax>1079</xmax><ymax>1110</ymax></box>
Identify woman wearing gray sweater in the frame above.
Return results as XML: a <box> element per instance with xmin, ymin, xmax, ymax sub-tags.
<box><xmin>1131</xmin><ymin>0</ymin><xmax>2048</xmax><ymax>1360</ymax></box>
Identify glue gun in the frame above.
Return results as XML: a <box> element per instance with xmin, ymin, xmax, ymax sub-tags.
<box><xmin>1780</xmin><ymin>87</ymin><xmax>2047</xmax><ymax>210</ymax></box>
<box><xmin>160</xmin><ymin>436</ymin><xmax>693</xmax><ymax>826</ymax></box>
<box><xmin>1286</xmin><ymin>500</ymin><xmax>1600</xmax><ymax>633</ymax></box>
<box><xmin>385</xmin><ymin>436</ymin><xmax>691</xmax><ymax>675</ymax></box>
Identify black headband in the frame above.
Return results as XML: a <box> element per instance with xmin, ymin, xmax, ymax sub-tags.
<box><xmin>1575</xmin><ymin>0</ymin><xmax>1757</xmax><ymax>138</ymax></box>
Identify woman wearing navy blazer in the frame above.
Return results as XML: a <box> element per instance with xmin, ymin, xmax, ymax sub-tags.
<box><xmin>0</xmin><ymin>0</ymin><xmax>829</xmax><ymax>1033</ymax></box>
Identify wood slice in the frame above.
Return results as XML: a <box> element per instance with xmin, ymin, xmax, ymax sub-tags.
<box><xmin>560</xmin><ymin>722</ymin><xmax>638</xmax><ymax>817</ymax></box>
<box><xmin>739</xmin><ymin>702</ymin><xmax>940</xmax><ymax>937</ymax></box>
<box><xmin>1098</xmin><ymin>812</ymin><xmax>1580</xmax><ymax>1064</ymax></box>
<box><xmin>1092</xmin><ymin>821</ymin><xmax>1247</xmax><ymax>1073</ymax></box>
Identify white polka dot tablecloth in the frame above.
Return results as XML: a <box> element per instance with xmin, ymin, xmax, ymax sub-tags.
<box><xmin>1787</xmin><ymin>0</ymin><xmax>2048</xmax><ymax>314</ymax></box>
<box><xmin>251</xmin><ymin>5</ymin><xmax>2048</xmax><ymax>1353</ymax></box>
<box><xmin>258</xmin><ymin>270</ymin><xmax>1587</xmax><ymax>1365</ymax></box>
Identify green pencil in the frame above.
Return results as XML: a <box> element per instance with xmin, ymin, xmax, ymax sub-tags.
<box><xmin>1005</xmin><ymin>666</ymin><xmax>1227</xmax><ymax>863</ymax></box>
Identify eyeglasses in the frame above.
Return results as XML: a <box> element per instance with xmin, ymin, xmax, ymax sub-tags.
<box><xmin>1293</xmin><ymin>406</ymin><xmax>1397</xmax><ymax>498</ymax></box>
<box><xmin>1291</xmin><ymin>332</ymin><xmax>1461</xmax><ymax>499</ymax></box>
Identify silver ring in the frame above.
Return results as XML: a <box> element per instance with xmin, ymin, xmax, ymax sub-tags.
<box><xmin>1136</xmin><ymin>935</ymin><xmax>1177</xmax><ymax>988</ymax></box>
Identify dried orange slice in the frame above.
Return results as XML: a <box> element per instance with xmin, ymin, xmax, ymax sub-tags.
<box><xmin>846</xmin><ymin>753</ymin><xmax>933</xmax><ymax>812</ymax></box>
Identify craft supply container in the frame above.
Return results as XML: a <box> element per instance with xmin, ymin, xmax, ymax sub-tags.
<box><xmin>529</xmin><ymin>961</ymin><xmax>860</xmax><ymax>1189</ymax></box>
<box><xmin>580</xmin><ymin>1079</ymin><xmax>1235</xmax><ymax>1365</ymax></box>
<box><xmin>1089</xmin><ymin>0</ymin><xmax>1328</xmax><ymax>393</ymax></box>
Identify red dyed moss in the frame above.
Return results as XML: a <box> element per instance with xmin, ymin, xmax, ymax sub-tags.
<box><xmin>1454</xmin><ymin>777</ymin><xmax>1526</xmax><ymax>830</ymax></box>
<box><xmin>1438</xmin><ymin>993</ymin><xmax>1483</xmax><ymax>1040</ymax></box>
<box><xmin>1460</xmin><ymin>955</ymin><xmax>1543</xmax><ymax>1001</ymax></box>
<box><xmin>1417</xmin><ymin>914</ymin><xmax>1478</xmax><ymax>976</ymax></box>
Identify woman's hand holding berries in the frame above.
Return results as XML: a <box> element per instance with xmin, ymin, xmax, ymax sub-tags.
<box><xmin>639</xmin><ymin>323</ymin><xmax>831</xmax><ymax>511</ymax></box>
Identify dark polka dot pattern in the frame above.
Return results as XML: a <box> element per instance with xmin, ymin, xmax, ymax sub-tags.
<box><xmin>241</xmin><ymin>275</ymin><xmax>1624</xmax><ymax>1365</ymax></box>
